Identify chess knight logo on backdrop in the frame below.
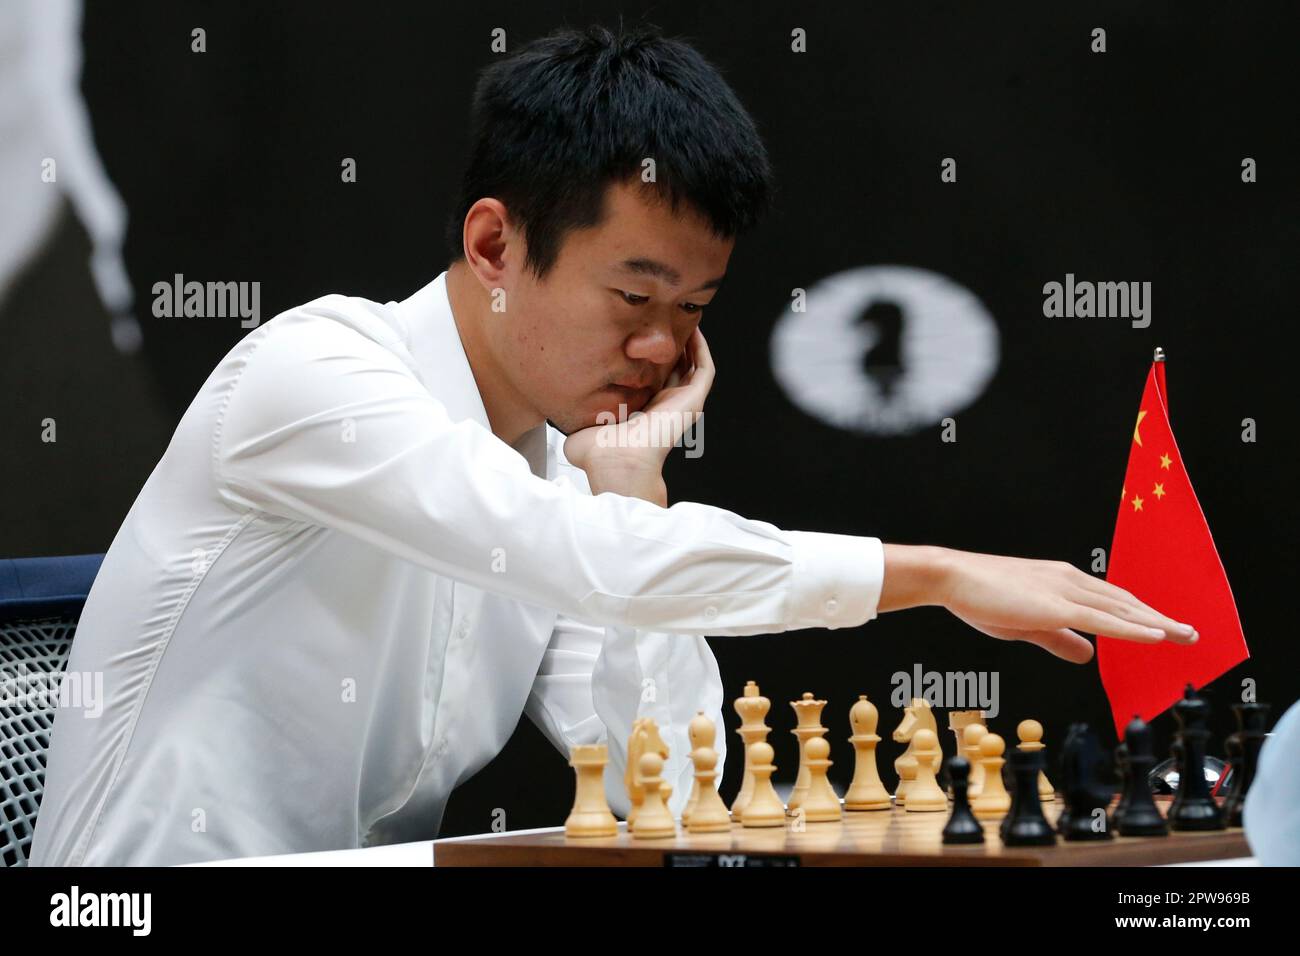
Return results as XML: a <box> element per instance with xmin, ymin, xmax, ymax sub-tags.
<box><xmin>769</xmin><ymin>265</ymin><xmax>1000</xmax><ymax>436</ymax></box>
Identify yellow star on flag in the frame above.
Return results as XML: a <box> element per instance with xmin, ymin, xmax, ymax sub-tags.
<box><xmin>1131</xmin><ymin>494</ymin><xmax>1144</xmax><ymax>512</ymax></box>
<box><xmin>1134</xmin><ymin>410</ymin><xmax>1147</xmax><ymax>447</ymax></box>
<box><xmin>1153</xmin><ymin>482</ymin><xmax>1166</xmax><ymax>499</ymax></box>
<box><xmin>1159</xmin><ymin>453</ymin><xmax>1172</xmax><ymax>470</ymax></box>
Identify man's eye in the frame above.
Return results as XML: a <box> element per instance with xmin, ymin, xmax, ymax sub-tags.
<box><xmin>617</xmin><ymin>290</ymin><xmax>706</xmax><ymax>314</ymax></box>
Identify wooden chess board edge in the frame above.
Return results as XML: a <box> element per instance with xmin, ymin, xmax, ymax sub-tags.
<box><xmin>432</xmin><ymin>828</ymin><xmax>1250</xmax><ymax>867</ymax></box>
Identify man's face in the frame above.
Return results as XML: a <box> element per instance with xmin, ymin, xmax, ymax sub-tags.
<box><xmin>500</xmin><ymin>178</ymin><xmax>734</xmax><ymax>435</ymax></box>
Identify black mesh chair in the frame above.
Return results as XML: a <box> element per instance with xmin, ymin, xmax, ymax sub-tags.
<box><xmin>0</xmin><ymin>554</ymin><xmax>103</xmax><ymax>866</ymax></box>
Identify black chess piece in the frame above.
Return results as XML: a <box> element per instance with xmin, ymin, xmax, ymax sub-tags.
<box><xmin>1168</xmin><ymin>684</ymin><xmax>1225</xmax><ymax>831</ymax></box>
<box><xmin>1111</xmin><ymin>739</ymin><xmax>1131</xmax><ymax>828</ymax></box>
<box><xmin>1222</xmin><ymin>702</ymin><xmax>1270</xmax><ymax>828</ymax></box>
<box><xmin>1054</xmin><ymin>722</ymin><xmax>1087</xmax><ymax>834</ymax></box>
<box><xmin>942</xmin><ymin>755</ymin><xmax>984</xmax><ymax>845</ymax></box>
<box><xmin>1116</xmin><ymin>714</ymin><xmax>1169</xmax><ymax>836</ymax></box>
<box><xmin>1058</xmin><ymin>723</ymin><xmax>1114</xmax><ymax>841</ymax></box>
<box><xmin>1001</xmin><ymin>748</ymin><xmax>1056</xmax><ymax>846</ymax></box>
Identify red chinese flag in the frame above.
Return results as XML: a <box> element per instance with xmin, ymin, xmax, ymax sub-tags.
<box><xmin>1096</xmin><ymin>354</ymin><xmax>1249</xmax><ymax>738</ymax></box>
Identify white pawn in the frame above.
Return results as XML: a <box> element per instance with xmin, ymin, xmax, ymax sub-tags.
<box><xmin>631</xmin><ymin>752</ymin><xmax>676</xmax><ymax>839</ymax></box>
<box><xmin>740</xmin><ymin>742</ymin><xmax>786</xmax><ymax>828</ymax></box>
<box><xmin>963</xmin><ymin>722</ymin><xmax>989</xmax><ymax>797</ymax></box>
<box><xmin>731</xmin><ymin>681</ymin><xmax>771</xmax><ymax>821</ymax></box>
<box><xmin>1017</xmin><ymin>718</ymin><xmax>1056</xmax><ymax>801</ymax></box>
<box><xmin>682</xmin><ymin>712</ymin><xmax>710</xmax><ymax>825</ymax></box>
<box><xmin>971</xmin><ymin>733</ymin><xmax>1011</xmax><ymax>819</ymax></box>
<box><xmin>685</xmin><ymin>714</ymin><xmax>732</xmax><ymax>833</ymax></box>
<box><xmin>800</xmin><ymin>736</ymin><xmax>843</xmax><ymax>822</ymax></box>
<box><xmin>904</xmin><ymin>729</ymin><xmax>948</xmax><ymax>812</ymax></box>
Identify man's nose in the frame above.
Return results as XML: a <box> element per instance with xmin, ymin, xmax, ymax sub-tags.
<box><xmin>625</xmin><ymin>319</ymin><xmax>679</xmax><ymax>367</ymax></box>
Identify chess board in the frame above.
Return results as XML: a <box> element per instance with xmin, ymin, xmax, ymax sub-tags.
<box><xmin>431</xmin><ymin>795</ymin><xmax>1250</xmax><ymax>866</ymax></box>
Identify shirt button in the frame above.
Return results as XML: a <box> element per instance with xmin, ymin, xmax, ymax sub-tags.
<box><xmin>459</xmin><ymin>619</ymin><xmax>472</xmax><ymax>639</ymax></box>
<box><xmin>825</xmin><ymin>598</ymin><xmax>839</xmax><ymax>615</ymax></box>
<box><xmin>704</xmin><ymin>606</ymin><xmax>718</xmax><ymax>620</ymax></box>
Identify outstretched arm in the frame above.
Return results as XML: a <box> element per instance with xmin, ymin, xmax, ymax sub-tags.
<box><xmin>565</xmin><ymin>328</ymin><xmax>1199</xmax><ymax>664</ymax></box>
<box><xmin>877</xmin><ymin>544</ymin><xmax>1197</xmax><ymax>664</ymax></box>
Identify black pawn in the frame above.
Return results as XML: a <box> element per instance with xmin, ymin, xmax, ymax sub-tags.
<box><xmin>1222</xmin><ymin>702</ymin><xmax>1270</xmax><ymax>828</ymax></box>
<box><xmin>1168</xmin><ymin>684</ymin><xmax>1225</xmax><ymax>831</ymax></box>
<box><xmin>1055</xmin><ymin>722</ymin><xmax>1087</xmax><ymax>833</ymax></box>
<box><xmin>942</xmin><ymin>756</ymin><xmax>984</xmax><ymax>844</ymax></box>
<box><xmin>1001</xmin><ymin>748</ymin><xmax>1057</xmax><ymax>846</ymax></box>
<box><xmin>1111</xmin><ymin>739</ymin><xmax>1131</xmax><ymax>828</ymax></box>
<box><xmin>1059</xmin><ymin>724</ymin><xmax>1114</xmax><ymax>841</ymax></box>
<box><xmin>1117</xmin><ymin>715</ymin><xmax>1169</xmax><ymax>837</ymax></box>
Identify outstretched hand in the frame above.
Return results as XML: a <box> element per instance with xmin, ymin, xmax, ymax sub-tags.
<box><xmin>882</xmin><ymin>545</ymin><xmax>1199</xmax><ymax>664</ymax></box>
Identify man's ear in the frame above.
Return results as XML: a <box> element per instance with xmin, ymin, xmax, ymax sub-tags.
<box><xmin>462</xmin><ymin>197</ymin><xmax>515</xmax><ymax>285</ymax></box>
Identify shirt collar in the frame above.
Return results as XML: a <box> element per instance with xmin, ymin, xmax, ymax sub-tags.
<box><xmin>395</xmin><ymin>270</ymin><xmax>554</xmax><ymax>480</ymax></box>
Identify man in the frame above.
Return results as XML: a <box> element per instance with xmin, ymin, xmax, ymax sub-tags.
<box><xmin>1244</xmin><ymin>698</ymin><xmax>1300</xmax><ymax>865</ymax></box>
<box><xmin>29</xmin><ymin>23</ymin><xmax>1194</xmax><ymax>866</ymax></box>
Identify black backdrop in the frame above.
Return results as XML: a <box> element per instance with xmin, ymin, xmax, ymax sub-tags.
<box><xmin>4</xmin><ymin>1</ymin><xmax>1295</xmax><ymax>835</ymax></box>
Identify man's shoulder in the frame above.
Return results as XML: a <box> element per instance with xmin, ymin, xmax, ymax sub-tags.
<box><xmin>212</xmin><ymin>290</ymin><xmax>429</xmax><ymax>448</ymax></box>
<box><xmin>239</xmin><ymin>291</ymin><xmax>421</xmax><ymax>381</ymax></box>
<box><xmin>265</xmin><ymin>292</ymin><xmax>412</xmax><ymax>356</ymax></box>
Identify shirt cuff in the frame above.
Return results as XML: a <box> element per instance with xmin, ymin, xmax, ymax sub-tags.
<box><xmin>783</xmin><ymin>531</ymin><xmax>885</xmax><ymax>630</ymax></box>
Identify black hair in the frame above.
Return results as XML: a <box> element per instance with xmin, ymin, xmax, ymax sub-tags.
<box><xmin>443</xmin><ymin>22</ymin><xmax>776</xmax><ymax>280</ymax></box>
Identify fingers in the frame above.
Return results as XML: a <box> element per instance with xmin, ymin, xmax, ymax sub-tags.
<box><xmin>1062</xmin><ymin>603</ymin><xmax>1174</xmax><ymax>644</ymax></box>
<box><xmin>670</xmin><ymin>330</ymin><xmax>714</xmax><ymax>409</ymax></box>
<box><xmin>1067</xmin><ymin>576</ymin><xmax>1198</xmax><ymax>644</ymax></box>
<box><xmin>1024</xmin><ymin>627</ymin><xmax>1095</xmax><ymax>664</ymax></box>
<box><xmin>678</xmin><ymin>336</ymin><xmax>695</xmax><ymax>375</ymax></box>
<box><xmin>689</xmin><ymin>327</ymin><xmax>715</xmax><ymax>387</ymax></box>
<box><xmin>664</xmin><ymin>345</ymin><xmax>690</xmax><ymax>390</ymax></box>
<box><xmin>962</xmin><ymin>618</ymin><xmax>1095</xmax><ymax>664</ymax></box>
<box><xmin>660</xmin><ymin>332</ymin><xmax>701</xmax><ymax>392</ymax></box>
<box><xmin>1085</xmin><ymin>592</ymin><xmax>1197</xmax><ymax>645</ymax></box>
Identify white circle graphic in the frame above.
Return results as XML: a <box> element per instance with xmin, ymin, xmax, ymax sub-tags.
<box><xmin>770</xmin><ymin>265</ymin><xmax>1000</xmax><ymax>435</ymax></box>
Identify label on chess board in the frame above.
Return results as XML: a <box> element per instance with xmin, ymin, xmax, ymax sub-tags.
<box><xmin>663</xmin><ymin>852</ymin><xmax>801</xmax><ymax>868</ymax></box>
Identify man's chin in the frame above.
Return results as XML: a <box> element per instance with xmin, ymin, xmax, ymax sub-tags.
<box><xmin>548</xmin><ymin>396</ymin><xmax>645</xmax><ymax>435</ymax></box>
<box><xmin>545</xmin><ymin>410</ymin><xmax>601</xmax><ymax>436</ymax></box>
<box><xmin>545</xmin><ymin>416</ymin><xmax>576</xmax><ymax>436</ymax></box>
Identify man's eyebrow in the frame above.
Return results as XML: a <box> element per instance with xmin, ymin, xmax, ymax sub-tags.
<box><xmin>616</xmin><ymin>257</ymin><xmax>725</xmax><ymax>293</ymax></box>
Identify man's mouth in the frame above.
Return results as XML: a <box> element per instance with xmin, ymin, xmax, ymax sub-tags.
<box><xmin>612</xmin><ymin>375</ymin><xmax>655</xmax><ymax>389</ymax></box>
<box><xmin>608</xmin><ymin>383</ymin><xmax>648</xmax><ymax>395</ymax></box>
<box><xmin>601</xmin><ymin>384</ymin><xmax>651</xmax><ymax>410</ymax></box>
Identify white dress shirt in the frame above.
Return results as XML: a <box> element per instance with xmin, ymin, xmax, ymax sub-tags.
<box><xmin>1243</xmin><ymin>699</ymin><xmax>1300</xmax><ymax>865</ymax></box>
<box><xmin>28</xmin><ymin>270</ymin><xmax>885</xmax><ymax>866</ymax></box>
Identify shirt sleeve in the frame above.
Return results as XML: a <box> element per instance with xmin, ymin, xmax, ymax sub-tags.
<box><xmin>213</xmin><ymin>304</ymin><xmax>887</xmax><ymax>637</ymax></box>
<box><xmin>524</xmin><ymin>450</ymin><xmax>727</xmax><ymax>820</ymax></box>
<box><xmin>1243</xmin><ymin>698</ymin><xmax>1300</xmax><ymax>865</ymax></box>
<box><xmin>524</xmin><ymin>615</ymin><xmax>725</xmax><ymax>820</ymax></box>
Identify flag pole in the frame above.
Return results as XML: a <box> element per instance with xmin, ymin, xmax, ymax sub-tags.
<box><xmin>1153</xmin><ymin>346</ymin><xmax>1167</xmax><ymax>408</ymax></box>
